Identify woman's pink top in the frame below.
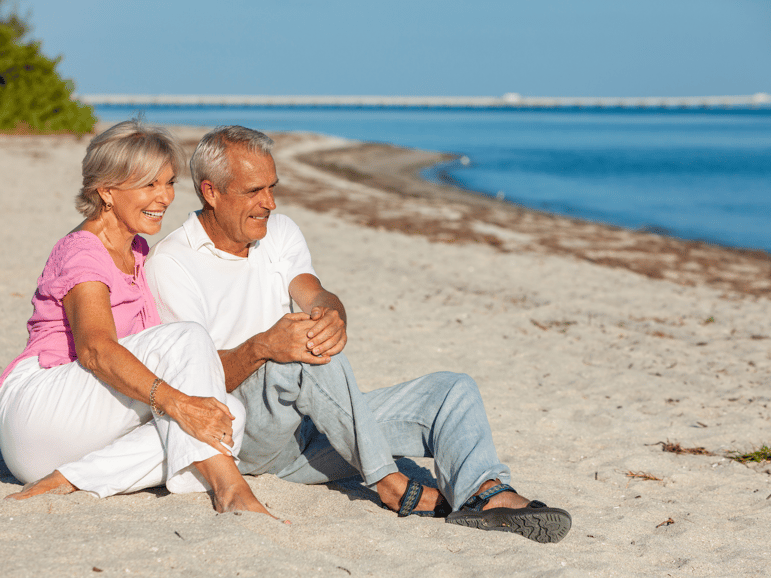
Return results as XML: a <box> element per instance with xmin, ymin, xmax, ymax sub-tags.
<box><xmin>0</xmin><ymin>231</ymin><xmax>161</xmax><ymax>385</ymax></box>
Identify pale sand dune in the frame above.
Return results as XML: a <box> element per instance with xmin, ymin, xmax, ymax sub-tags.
<box><xmin>1</xmin><ymin>127</ymin><xmax>769</xmax><ymax>577</ymax></box>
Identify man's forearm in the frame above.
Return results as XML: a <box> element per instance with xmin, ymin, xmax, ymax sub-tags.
<box><xmin>308</xmin><ymin>290</ymin><xmax>347</xmax><ymax>324</ymax></box>
<box><xmin>218</xmin><ymin>313</ymin><xmax>328</xmax><ymax>392</ymax></box>
<box><xmin>218</xmin><ymin>335</ymin><xmax>269</xmax><ymax>393</ymax></box>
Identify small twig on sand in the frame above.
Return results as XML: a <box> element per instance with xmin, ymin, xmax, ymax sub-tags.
<box><xmin>656</xmin><ymin>518</ymin><xmax>675</xmax><ymax>528</ymax></box>
<box><xmin>652</xmin><ymin>440</ymin><xmax>714</xmax><ymax>456</ymax></box>
<box><xmin>625</xmin><ymin>471</ymin><xmax>662</xmax><ymax>481</ymax></box>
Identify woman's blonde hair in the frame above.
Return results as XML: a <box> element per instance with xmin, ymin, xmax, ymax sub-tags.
<box><xmin>76</xmin><ymin>119</ymin><xmax>186</xmax><ymax>219</ymax></box>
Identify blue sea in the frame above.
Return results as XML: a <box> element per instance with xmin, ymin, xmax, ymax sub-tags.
<box><xmin>95</xmin><ymin>105</ymin><xmax>771</xmax><ymax>253</ymax></box>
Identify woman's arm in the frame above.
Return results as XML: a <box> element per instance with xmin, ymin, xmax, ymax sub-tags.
<box><xmin>63</xmin><ymin>281</ymin><xmax>235</xmax><ymax>456</ymax></box>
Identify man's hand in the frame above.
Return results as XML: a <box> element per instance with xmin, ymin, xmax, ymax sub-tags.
<box><xmin>220</xmin><ymin>311</ymin><xmax>336</xmax><ymax>393</ymax></box>
<box><xmin>306</xmin><ymin>306</ymin><xmax>347</xmax><ymax>357</ymax></box>
<box><xmin>259</xmin><ymin>312</ymin><xmax>333</xmax><ymax>364</ymax></box>
<box><xmin>288</xmin><ymin>274</ymin><xmax>347</xmax><ymax>357</ymax></box>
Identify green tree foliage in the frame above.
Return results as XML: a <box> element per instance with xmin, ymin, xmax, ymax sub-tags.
<box><xmin>0</xmin><ymin>3</ymin><xmax>96</xmax><ymax>134</ymax></box>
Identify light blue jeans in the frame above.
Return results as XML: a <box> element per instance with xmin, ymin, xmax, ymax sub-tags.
<box><xmin>231</xmin><ymin>353</ymin><xmax>511</xmax><ymax>510</ymax></box>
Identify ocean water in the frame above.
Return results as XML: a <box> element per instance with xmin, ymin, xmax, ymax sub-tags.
<box><xmin>96</xmin><ymin>105</ymin><xmax>771</xmax><ymax>252</ymax></box>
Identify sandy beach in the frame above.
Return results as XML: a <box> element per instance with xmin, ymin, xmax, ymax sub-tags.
<box><xmin>1</xmin><ymin>126</ymin><xmax>770</xmax><ymax>577</ymax></box>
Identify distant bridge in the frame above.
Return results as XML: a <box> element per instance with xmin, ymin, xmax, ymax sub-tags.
<box><xmin>78</xmin><ymin>93</ymin><xmax>771</xmax><ymax>110</ymax></box>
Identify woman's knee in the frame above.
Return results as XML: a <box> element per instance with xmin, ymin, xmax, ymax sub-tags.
<box><xmin>225</xmin><ymin>393</ymin><xmax>246</xmax><ymax>435</ymax></box>
<box><xmin>122</xmin><ymin>322</ymin><xmax>217</xmax><ymax>362</ymax></box>
<box><xmin>162</xmin><ymin>321</ymin><xmax>214</xmax><ymax>348</ymax></box>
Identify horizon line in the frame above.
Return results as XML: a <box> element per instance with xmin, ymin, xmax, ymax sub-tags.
<box><xmin>76</xmin><ymin>93</ymin><xmax>771</xmax><ymax>110</ymax></box>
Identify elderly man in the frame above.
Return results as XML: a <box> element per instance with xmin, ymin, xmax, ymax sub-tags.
<box><xmin>145</xmin><ymin>126</ymin><xmax>571</xmax><ymax>543</ymax></box>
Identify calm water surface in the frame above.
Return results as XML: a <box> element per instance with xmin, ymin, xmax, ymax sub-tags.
<box><xmin>96</xmin><ymin>106</ymin><xmax>771</xmax><ymax>252</ymax></box>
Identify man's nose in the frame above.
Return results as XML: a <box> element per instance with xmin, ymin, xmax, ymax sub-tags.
<box><xmin>261</xmin><ymin>188</ymin><xmax>276</xmax><ymax>210</ymax></box>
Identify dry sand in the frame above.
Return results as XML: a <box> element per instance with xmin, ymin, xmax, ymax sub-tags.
<box><xmin>1</xmin><ymin>126</ymin><xmax>770</xmax><ymax>577</ymax></box>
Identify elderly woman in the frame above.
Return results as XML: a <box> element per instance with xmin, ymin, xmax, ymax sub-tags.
<box><xmin>0</xmin><ymin>120</ymin><xmax>273</xmax><ymax>515</ymax></box>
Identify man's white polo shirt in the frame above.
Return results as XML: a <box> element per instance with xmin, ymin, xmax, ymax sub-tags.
<box><xmin>145</xmin><ymin>211</ymin><xmax>316</xmax><ymax>351</ymax></box>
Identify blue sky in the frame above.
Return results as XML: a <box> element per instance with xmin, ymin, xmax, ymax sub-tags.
<box><xmin>11</xmin><ymin>0</ymin><xmax>771</xmax><ymax>97</ymax></box>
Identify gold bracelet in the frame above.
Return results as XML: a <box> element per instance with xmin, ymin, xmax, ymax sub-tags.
<box><xmin>149</xmin><ymin>378</ymin><xmax>166</xmax><ymax>416</ymax></box>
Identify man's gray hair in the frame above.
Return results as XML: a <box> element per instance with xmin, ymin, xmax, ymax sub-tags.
<box><xmin>189</xmin><ymin>126</ymin><xmax>274</xmax><ymax>203</ymax></box>
<box><xmin>76</xmin><ymin>119</ymin><xmax>186</xmax><ymax>219</ymax></box>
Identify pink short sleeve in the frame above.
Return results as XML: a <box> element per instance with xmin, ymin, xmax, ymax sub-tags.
<box><xmin>39</xmin><ymin>233</ymin><xmax>115</xmax><ymax>301</ymax></box>
<box><xmin>1</xmin><ymin>232</ymin><xmax>159</xmax><ymax>384</ymax></box>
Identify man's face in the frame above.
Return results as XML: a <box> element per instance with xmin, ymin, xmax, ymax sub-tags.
<box><xmin>206</xmin><ymin>147</ymin><xmax>278</xmax><ymax>254</ymax></box>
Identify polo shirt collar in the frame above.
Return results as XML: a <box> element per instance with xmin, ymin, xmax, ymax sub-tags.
<box><xmin>182</xmin><ymin>211</ymin><xmax>260</xmax><ymax>261</ymax></box>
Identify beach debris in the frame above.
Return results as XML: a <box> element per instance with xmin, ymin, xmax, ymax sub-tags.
<box><xmin>656</xmin><ymin>518</ymin><xmax>675</xmax><ymax>528</ymax></box>
<box><xmin>530</xmin><ymin>319</ymin><xmax>577</xmax><ymax>332</ymax></box>
<box><xmin>625</xmin><ymin>471</ymin><xmax>662</xmax><ymax>482</ymax></box>
<box><xmin>92</xmin><ymin>568</ymin><xmax>103</xmax><ymax>573</ymax></box>
<box><xmin>729</xmin><ymin>445</ymin><xmax>771</xmax><ymax>464</ymax></box>
<box><xmin>649</xmin><ymin>330</ymin><xmax>673</xmax><ymax>339</ymax></box>
<box><xmin>703</xmin><ymin>316</ymin><xmax>715</xmax><ymax>324</ymax></box>
<box><xmin>653</xmin><ymin>441</ymin><xmax>714</xmax><ymax>456</ymax></box>
<box><xmin>174</xmin><ymin>531</ymin><xmax>185</xmax><ymax>540</ymax></box>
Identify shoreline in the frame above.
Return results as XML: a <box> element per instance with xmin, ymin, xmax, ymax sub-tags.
<box><xmin>287</xmin><ymin>135</ymin><xmax>771</xmax><ymax>298</ymax></box>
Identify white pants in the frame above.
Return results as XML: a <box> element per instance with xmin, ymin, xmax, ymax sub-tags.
<box><xmin>0</xmin><ymin>322</ymin><xmax>245</xmax><ymax>498</ymax></box>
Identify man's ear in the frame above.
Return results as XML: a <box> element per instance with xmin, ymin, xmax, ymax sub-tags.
<box><xmin>200</xmin><ymin>180</ymin><xmax>218</xmax><ymax>208</ymax></box>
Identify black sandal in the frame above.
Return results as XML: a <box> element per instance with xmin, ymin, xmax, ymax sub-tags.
<box><xmin>445</xmin><ymin>483</ymin><xmax>571</xmax><ymax>543</ymax></box>
<box><xmin>382</xmin><ymin>478</ymin><xmax>451</xmax><ymax>518</ymax></box>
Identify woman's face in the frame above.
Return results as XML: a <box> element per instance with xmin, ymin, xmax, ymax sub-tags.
<box><xmin>107</xmin><ymin>163</ymin><xmax>176</xmax><ymax>236</ymax></box>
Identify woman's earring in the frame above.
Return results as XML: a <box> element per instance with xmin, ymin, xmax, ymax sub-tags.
<box><xmin>104</xmin><ymin>202</ymin><xmax>113</xmax><ymax>211</ymax></box>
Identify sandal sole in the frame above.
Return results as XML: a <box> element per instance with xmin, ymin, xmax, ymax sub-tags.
<box><xmin>446</xmin><ymin>506</ymin><xmax>572</xmax><ymax>543</ymax></box>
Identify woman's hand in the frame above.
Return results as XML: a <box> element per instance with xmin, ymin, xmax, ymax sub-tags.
<box><xmin>64</xmin><ymin>282</ymin><xmax>236</xmax><ymax>456</ymax></box>
<box><xmin>156</xmin><ymin>385</ymin><xmax>236</xmax><ymax>456</ymax></box>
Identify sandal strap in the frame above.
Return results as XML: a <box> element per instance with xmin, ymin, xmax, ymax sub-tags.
<box><xmin>397</xmin><ymin>479</ymin><xmax>424</xmax><ymax>517</ymax></box>
<box><xmin>460</xmin><ymin>483</ymin><xmax>517</xmax><ymax>512</ymax></box>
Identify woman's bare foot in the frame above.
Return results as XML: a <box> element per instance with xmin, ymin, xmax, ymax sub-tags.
<box><xmin>5</xmin><ymin>470</ymin><xmax>77</xmax><ymax>500</ymax></box>
<box><xmin>377</xmin><ymin>472</ymin><xmax>446</xmax><ymax>513</ymax></box>
<box><xmin>212</xmin><ymin>478</ymin><xmax>278</xmax><ymax>517</ymax></box>
<box><xmin>476</xmin><ymin>479</ymin><xmax>531</xmax><ymax>510</ymax></box>
<box><xmin>194</xmin><ymin>455</ymin><xmax>289</xmax><ymax>523</ymax></box>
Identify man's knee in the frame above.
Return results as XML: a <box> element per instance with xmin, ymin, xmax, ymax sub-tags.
<box><xmin>298</xmin><ymin>355</ymin><xmax>356</xmax><ymax>395</ymax></box>
<box><xmin>427</xmin><ymin>371</ymin><xmax>479</xmax><ymax>394</ymax></box>
<box><xmin>300</xmin><ymin>353</ymin><xmax>349</xmax><ymax>375</ymax></box>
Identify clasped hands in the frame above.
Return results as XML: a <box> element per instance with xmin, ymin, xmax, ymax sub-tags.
<box><xmin>262</xmin><ymin>306</ymin><xmax>347</xmax><ymax>365</ymax></box>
